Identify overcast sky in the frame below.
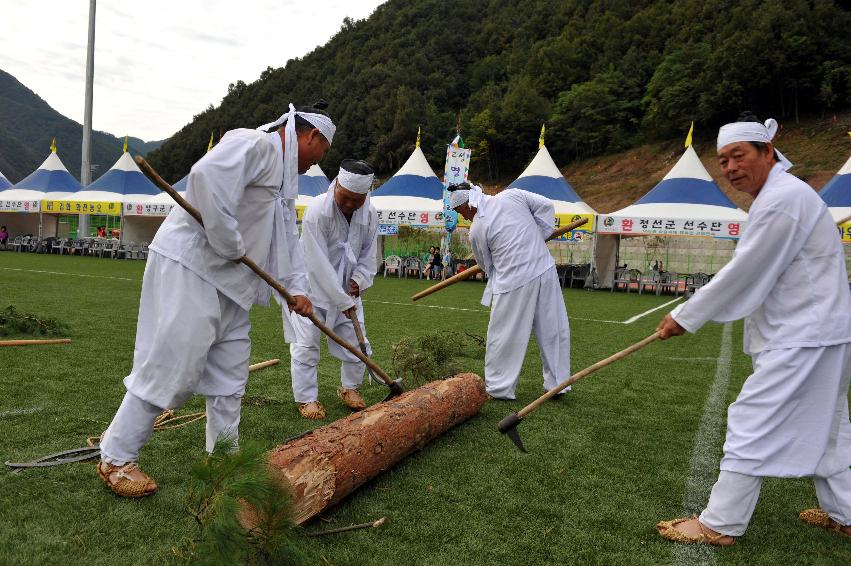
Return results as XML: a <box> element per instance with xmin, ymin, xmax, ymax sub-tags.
<box><xmin>0</xmin><ymin>0</ymin><xmax>385</xmax><ymax>141</ymax></box>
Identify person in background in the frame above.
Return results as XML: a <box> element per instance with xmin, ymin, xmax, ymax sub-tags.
<box><xmin>0</xmin><ymin>225</ymin><xmax>8</xmax><ymax>249</ymax></box>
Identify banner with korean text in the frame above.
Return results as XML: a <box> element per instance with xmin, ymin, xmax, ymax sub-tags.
<box><xmin>596</xmin><ymin>215</ymin><xmax>745</xmax><ymax>239</ymax></box>
<box><xmin>0</xmin><ymin>199</ymin><xmax>40</xmax><ymax>213</ymax></box>
<box><xmin>42</xmin><ymin>200</ymin><xmax>121</xmax><ymax>215</ymax></box>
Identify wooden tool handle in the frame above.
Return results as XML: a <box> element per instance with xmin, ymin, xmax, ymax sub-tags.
<box><xmin>349</xmin><ymin>312</ymin><xmax>394</xmax><ymax>387</ymax></box>
<box><xmin>135</xmin><ymin>156</ymin><xmax>395</xmax><ymax>384</ymax></box>
<box><xmin>517</xmin><ymin>331</ymin><xmax>660</xmax><ymax>418</ymax></box>
<box><xmin>248</xmin><ymin>359</ymin><xmax>279</xmax><ymax>372</ymax></box>
<box><xmin>411</xmin><ymin>217</ymin><xmax>589</xmax><ymax>302</ymax></box>
<box><xmin>0</xmin><ymin>339</ymin><xmax>72</xmax><ymax>347</ymax></box>
<box><xmin>836</xmin><ymin>214</ymin><xmax>851</xmax><ymax>226</ymax></box>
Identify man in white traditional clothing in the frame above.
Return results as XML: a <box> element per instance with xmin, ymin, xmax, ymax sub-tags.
<box><xmin>656</xmin><ymin>112</ymin><xmax>851</xmax><ymax>545</ymax></box>
<box><xmin>448</xmin><ymin>182</ymin><xmax>570</xmax><ymax>400</ymax></box>
<box><xmin>97</xmin><ymin>101</ymin><xmax>336</xmax><ymax>498</ymax></box>
<box><xmin>288</xmin><ymin>159</ymin><xmax>379</xmax><ymax>420</ymax></box>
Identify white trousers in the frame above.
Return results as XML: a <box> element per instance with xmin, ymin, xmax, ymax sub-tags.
<box><xmin>699</xmin><ymin>469</ymin><xmax>851</xmax><ymax>536</ymax></box>
<box><xmin>101</xmin><ymin>252</ymin><xmax>252</xmax><ymax>464</ymax></box>
<box><xmin>485</xmin><ymin>267</ymin><xmax>571</xmax><ymax>400</ymax></box>
<box><xmin>100</xmin><ymin>391</ymin><xmax>242</xmax><ymax>465</ymax></box>
<box><xmin>288</xmin><ymin>304</ymin><xmax>369</xmax><ymax>403</ymax></box>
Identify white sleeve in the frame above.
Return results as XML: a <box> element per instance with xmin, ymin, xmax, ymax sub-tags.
<box><xmin>518</xmin><ymin>190</ymin><xmax>555</xmax><ymax>239</ymax></box>
<box><xmin>281</xmin><ymin>199</ymin><xmax>309</xmax><ymax>297</ymax></box>
<box><xmin>186</xmin><ymin>136</ymin><xmax>269</xmax><ymax>260</ymax></box>
<box><xmin>351</xmin><ymin>211</ymin><xmax>379</xmax><ymax>293</ymax></box>
<box><xmin>302</xmin><ymin>215</ymin><xmax>355</xmax><ymax>311</ymax></box>
<box><xmin>671</xmin><ymin>207</ymin><xmax>806</xmax><ymax>332</ymax></box>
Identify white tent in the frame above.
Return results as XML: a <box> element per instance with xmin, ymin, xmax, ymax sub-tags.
<box><xmin>370</xmin><ymin>146</ymin><xmax>444</xmax><ymax>227</ymax></box>
<box><xmin>594</xmin><ymin>146</ymin><xmax>748</xmax><ymax>287</ymax></box>
<box><xmin>296</xmin><ymin>164</ymin><xmax>330</xmax><ymax>219</ymax></box>
<box><xmin>1</xmin><ymin>151</ymin><xmax>83</xmax><ymax>237</ymax></box>
<box><xmin>820</xmin><ymin>154</ymin><xmax>851</xmax><ymax>231</ymax></box>
<box><xmin>507</xmin><ymin>144</ymin><xmax>596</xmax><ymax>240</ymax></box>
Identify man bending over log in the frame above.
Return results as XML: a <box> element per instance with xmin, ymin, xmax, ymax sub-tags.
<box><xmin>656</xmin><ymin>112</ymin><xmax>851</xmax><ymax>545</ymax></box>
<box><xmin>448</xmin><ymin>182</ymin><xmax>570</xmax><ymax>400</ymax></box>
<box><xmin>287</xmin><ymin>159</ymin><xmax>379</xmax><ymax>419</ymax></box>
<box><xmin>97</xmin><ymin>102</ymin><xmax>335</xmax><ymax>498</ymax></box>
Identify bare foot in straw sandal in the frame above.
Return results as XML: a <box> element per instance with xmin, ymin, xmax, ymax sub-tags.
<box><xmin>657</xmin><ymin>516</ymin><xmax>736</xmax><ymax>546</ymax></box>
<box><xmin>298</xmin><ymin>401</ymin><xmax>326</xmax><ymax>420</ymax></box>
<box><xmin>338</xmin><ymin>388</ymin><xmax>367</xmax><ymax>411</ymax></box>
<box><xmin>799</xmin><ymin>508</ymin><xmax>851</xmax><ymax>537</ymax></box>
<box><xmin>97</xmin><ymin>461</ymin><xmax>158</xmax><ymax>498</ymax></box>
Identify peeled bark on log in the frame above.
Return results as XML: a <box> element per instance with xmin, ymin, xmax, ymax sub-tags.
<box><xmin>261</xmin><ymin>373</ymin><xmax>486</xmax><ymax>525</ymax></box>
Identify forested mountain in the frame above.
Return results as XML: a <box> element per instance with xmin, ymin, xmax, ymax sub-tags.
<box><xmin>147</xmin><ymin>0</ymin><xmax>851</xmax><ymax>184</ymax></box>
<box><xmin>0</xmin><ymin>69</ymin><xmax>164</xmax><ymax>183</ymax></box>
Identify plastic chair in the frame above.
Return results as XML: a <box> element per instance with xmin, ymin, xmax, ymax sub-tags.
<box><xmin>612</xmin><ymin>268</ymin><xmax>641</xmax><ymax>293</ymax></box>
<box><xmin>686</xmin><ymin>272</ymin><xmax>710</xmax><ymax>297</ymax></box>
<box><xmin>638</xmin><ymin>271</ymin><xmax>660</xmax><ymax>295</ymax></box>
<box><xmin>403</xmin><ymin>257</ymin><xmax>423</xmax><ymax>279</ymax></box>
<box><xmin>383</xmin><ymin>255</ymin><xmax>402</xmax><ymax>278</ymax></box>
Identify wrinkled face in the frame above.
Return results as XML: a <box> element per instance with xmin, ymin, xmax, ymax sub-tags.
<box><xmin>455</xmin><ymin>203</ymin><xmax>477</xmax><ymax>222</ymax></box>
<box><xmin>334</xmin><ymin>181</ymin><xmax>367</xmax><ymax>217</ymax></box>
<box><xmin>295</xmin><ymin>128</ymin><xmax>331</xmax><ymax>174</ymax></box>
<box><xmin>717</xmin><ymin>141</ymin><xmax>775</xmax><ymax>198</ymax></box>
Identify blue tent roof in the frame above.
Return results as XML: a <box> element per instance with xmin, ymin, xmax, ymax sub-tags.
<box><xmin>372</xmin><ymin>174</ymin><xmax>445</xmax><ymax>199</ymax></box>
<box><xmin>372</xmin><ymin>147</ymin><xmax>444</xmax><ymax>200</ymax></box>
<box><xmin>13</xmin><ymin>152</ymin><xmax>82</xmax><ymax>194</ymax></box>
<box><xmin>0</xmin><ymin>173</ymin><xmax>10</xmax><ymax>191</ymax></box>
<box><xmin>820</xmin><ymin>171</ymin><xmax>851</xmax><ymax>207</ymax></box>
<box><xmin>508</xmin><ymin>176</ymin><xmax>584</xmax><ymax>202</ymax></box>
<box><xmin>86</xmin><ymin>153</ymin><xmax>160</xmax><ymax>195</ymax></box>
<box><xmin>634</xmin><ymin>146</ymin><xmax>737</xmax><ymax>208</ymax></box>
<box><xmin>299</xmin><ymin>164</ymin><xmax>330</xmax><ymax>197</ymax></box>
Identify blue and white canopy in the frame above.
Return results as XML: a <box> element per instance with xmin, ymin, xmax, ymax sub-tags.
<box><xmin>11</xmin><ymin>151</ymin><xmax>82</xmax><ymax>198</ymax></box>
<box><xmin>597</xmin><ymin>146</ymin><xmax>747</xmax><ymax>239</ymax></box>
<box><xmin>507</xmin><ymin>145</ymin><xmax>596</xmax><ymax>215</ymax></box>
<box><xmin>371</xmin><ymin>146</ymin><xmax>444</xmax><ymax>226</ymax></box>
<box><xmin>819</xmin><ymin>154</ymin><xmax>851</xmax><ymax>224</ymax></box>
<box><xmin>0</xmin><ymin>152</ymin><xmax>82</xmax><ymax>212</ymax></box>
<box><xmin>299</xmin><ymin>164</ymin><xmax>330</xmax><ymax>198</ymax></box>
<box><xmin>72</xmin><ymin>152</ymin><xmax>160</xmax><ymax>203</ymax></box>
<box><xmin>0</xmin><ymin>169</ymin><xmax>11</xmax><ymax>191</ymax></box>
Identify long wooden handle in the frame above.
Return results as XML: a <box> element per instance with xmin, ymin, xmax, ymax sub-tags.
<box><xmin>837</xmin><ymin>214</ymin><xmax>851</xmax><ymax>226</ymax></box>
<box><xmin>411</xmin><ymin>217</ymin><xmax>589</xmax><ymax>301</ymax></box>
<box><xmin>0</xmin><ymin>339</ymin><xmax>72</xmax><ymax>347</ymax></box>
<box><xmin>517</xmin><ymin>331</ymin><xmax>660</xmax><ymax>419</ymax></box>
<box><xmin>349</xmin><ymin>312</ymin><xmax>394</xmax><ymax>387</ymax></box>
<box><xmin>135</xmin><ymin>156</ymin><xmax>395</xmax><ymax>384</ymax></box>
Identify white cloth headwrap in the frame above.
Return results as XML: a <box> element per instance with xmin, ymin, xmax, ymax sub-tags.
<box><xmin>717</xmin><ymin>118</ymin><xmax>792</xmax><ymax>171</ymax></box>
<box><xmin>257</xmin><ymin>103</ymin><xmax>336</xmax><ymax>200</ymax></box>
<box><xmin>449</xmin><ymin>184</ymin><xmax>484</xmax><ymax>209</ymax></box>
<box><xmin>337</xmin><ymin>168</ymin><xmax>373</xmax><ymax>194</ymax></box>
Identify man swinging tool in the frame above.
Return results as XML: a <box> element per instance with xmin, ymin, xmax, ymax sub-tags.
<box><xmin>448</xmin><ymin>182</ymin><xmax>570</xmax><ymax>400</ymax></box>
<box><xmin>656</xmin><ymin>112</ymin><xmax>851</xmax><ymax>545</ymax></box>
<box><xmin>287</xmin><ymin>159</ymin><xmax>379</xmax><ymax>420</ymax></box>
<box><xmin>97</xmin><ymin>101</ymin><xmax>334</xmax><ymax>498</ymax></box>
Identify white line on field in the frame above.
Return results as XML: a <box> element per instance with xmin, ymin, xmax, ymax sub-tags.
<box><xmin>668</xmin><ymin>357</ymin><xmax>719</xmax><ymax>361</ymax></box>
<box><xmin>621</xmin><ymin>296</ymin><xmax>683</xmax><ymax>324</ymax></box>
<box><xmin>672</xmin><ymin>322</ymin><xmax>733</xmax><ymax>566</ymax></box>
<box><xmin>0</xmin><ymin>267</ymin><xmax>139</xmax><ymax>282</ymax></box>
<box><xmin>0</xmin><ymin>407</ymin><xmax>42</xmax><ymax>418</ymax></box>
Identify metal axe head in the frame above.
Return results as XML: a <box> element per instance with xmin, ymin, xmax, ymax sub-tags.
<box><xmin>382</xmin><ymin>379</ymin><xmax>405</xmax><ymax>401</ymax></box>
<box><xmin>497</xmin><ymin>413</ymin><xmax>528</xmax><ymax>453</ymax></box>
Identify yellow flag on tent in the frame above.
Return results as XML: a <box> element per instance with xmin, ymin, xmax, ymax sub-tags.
<box><xmin>207</xmin><ymin>131</ymin><xmax>214</xmax><ymax>152</ymax></box>
<box><xmin>416</xmin><ymin>126</ymin><xmax>421</xmax><ymax>148</ymax></box>
<box><xmin>123</xmin><ymin>135</ymin><xmax>128</xmax><ymax>153</ymax></box>
<box><xmin>50</xmin><ymin>137</ymin><xmax>57</xmax><ymax>153</ymax></box>
<box><xmin>685</xmin><ymin>122</ymin><xmax>694</xmax><ymax>148</ymax></box>
<box><xmin>539</xmin><ymin>124</ymin><xmax>546</xmax><ymax>148</ymax></box>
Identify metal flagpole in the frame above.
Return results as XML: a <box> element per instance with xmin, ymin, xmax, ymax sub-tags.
<box><xmin>79</xmin><ymin>0</ymin><xmax>96</xmax><ymax>238</ymax></box>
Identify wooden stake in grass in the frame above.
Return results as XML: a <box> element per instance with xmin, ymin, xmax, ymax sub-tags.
<box><xmin>305</xmin><ymin>517</ymin><xmax>386</xmax><ymax>537</ymax></box>
<box><xmin>0</xmin><ymin>339</ymin><xmax>71</xmax><ymax>347</ymax></box>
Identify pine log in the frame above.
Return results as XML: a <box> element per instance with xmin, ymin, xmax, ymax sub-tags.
<box><xmin>260</xmin><ymin>373</ymin><xmax>486</xmax><ymax>525</ymax></box>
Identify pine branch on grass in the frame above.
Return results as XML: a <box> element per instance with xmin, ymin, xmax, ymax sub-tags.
<box><xmin>0</xmin><ymin>305</ymin><xmax>69</xmax><ymax>337</ymax></box>
<box><xmin>391</xmin><ymin>330</ymin><xmax>485</xmax><ymax>387</ymax></box>
<box><xmin>173</xmin><ymin>437</ymin><xmax>305</xmax><ymax>566</ymax></box>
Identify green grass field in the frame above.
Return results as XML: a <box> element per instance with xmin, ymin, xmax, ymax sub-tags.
<box><xmin>1</xmin><ymin>253</ymin><xmax>849</xmax><ymax>565</ymax></box>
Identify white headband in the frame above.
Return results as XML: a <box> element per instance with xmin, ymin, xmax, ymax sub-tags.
<box><xmin>449</xmin><ymin>184</ymin><xmax>483</xmax><ymax>209</ymax></box>
<box><xmin>337</xmin><ymin>168</ymin><xmax>373</xmax><ymax>194</ymax></box>
<box><xmin>257</xmin><ymin>103</ymin><xmax>336</xmax><ymax>200</ymax></box>
<box><xmin>256</xmin><ymin>104</ymin><xmax>336</xmax><ymax>144</ymax></box>
<box><xmin>717</xmin><ymin>118</ymin><xmax>792</xmax><ymax>170</ymax></box>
